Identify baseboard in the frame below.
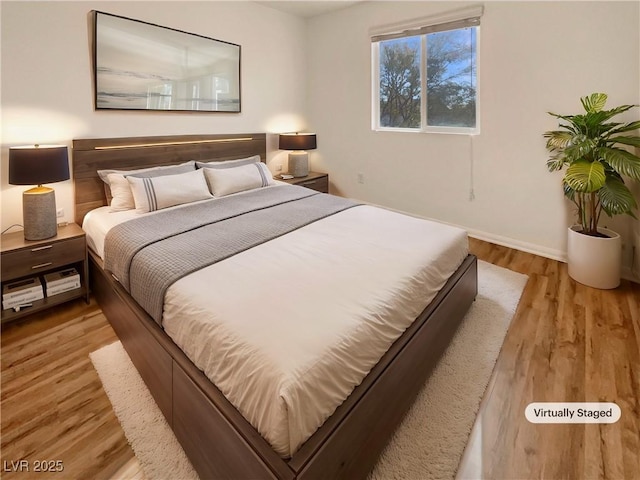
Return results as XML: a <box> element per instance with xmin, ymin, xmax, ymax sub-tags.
<box><xmin>466</xmin><ymin>229</ymin><xmax>566</xmax><ymax>263</ymax></box>
<box><xmin>467</xmin><ymin>228</ymin><xmax>640</xmax><ymax>284</ymax></box>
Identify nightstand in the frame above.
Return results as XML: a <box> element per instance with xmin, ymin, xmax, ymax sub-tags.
<box><xmin>1</xmin><ymin>223</ymin><xmax>89</xmax><ymax>323</ymax></box>
<box><xmin>277</xmin><ymin>171</ymin><xmax>329</xmax><ymax>193</ymax></box>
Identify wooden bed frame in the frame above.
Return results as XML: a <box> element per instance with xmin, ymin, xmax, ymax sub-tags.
<box><xmin>73</xmin><ymin>133</ymin><xmax>478</xmax><ymax>479</ymax></box>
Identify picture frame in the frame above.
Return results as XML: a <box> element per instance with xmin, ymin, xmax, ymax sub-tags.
<box><xmin>92</xmin><ymin>11</ymin><xmax>241</xmax><ymax>113</ymax></box>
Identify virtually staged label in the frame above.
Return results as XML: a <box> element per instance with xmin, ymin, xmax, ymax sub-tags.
<box><xmin>525</xmin><ymin>402</ymin><xmax>621</xmax><ymax>424</ymax></box>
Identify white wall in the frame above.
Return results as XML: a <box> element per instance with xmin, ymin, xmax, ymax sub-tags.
<box><xmin>307</xmin><ymin>1</ymin><xmax>640</xmax><ymax>275</ymax></box>
<box><xmin>1</xmin><ymin>1</ymin><xmax>307</xmax><ymax>229</ymax></box>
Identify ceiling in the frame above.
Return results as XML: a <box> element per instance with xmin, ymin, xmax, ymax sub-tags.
<box><xmin>256</xmin><ymin>1</ymin><xmax>363</xmax><ymax>18</ymax></box>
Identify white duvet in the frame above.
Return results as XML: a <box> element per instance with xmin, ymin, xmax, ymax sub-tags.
<box><xmin>84</xmin><ymin>197</ymin><xmax>468</xmax><ymax>458</ymax></box>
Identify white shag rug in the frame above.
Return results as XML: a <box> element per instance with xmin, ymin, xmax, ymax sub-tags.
<box><xmin>90</xmin><ymin>260</ymin><xmax>527</xmax><ymax>480</ymax></box>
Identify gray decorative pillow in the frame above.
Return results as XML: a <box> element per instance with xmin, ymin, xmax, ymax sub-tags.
<box><xmin>127</xmin><ymin>168</ymin><xmax>212</xmax><ymax>213</ymax></box>
<box><xmin>203</xmin><ymin>162</ymin><xmax>274</xmax><ymax>197</ymax></box>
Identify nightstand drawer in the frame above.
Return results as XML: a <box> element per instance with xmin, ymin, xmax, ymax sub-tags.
<box><xmin>297</xmin><ymin>176</ymin><xmax>328</xmax><ymax>193</ymax></box>
<box><xmin>1</xmin><ymin>237</ymin><xmax>86</xmax><ymax>280</ymax></box>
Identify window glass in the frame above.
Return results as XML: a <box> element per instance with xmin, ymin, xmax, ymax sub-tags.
<box><xmin>379</xmin><ymin>37</ymin><xmax>421</xmax><ymax>129</ymax></box>
<box><xmin>426</xmin><ymin>28</ymin><xmax>477</xmax><ymax>128</ymax></box>
<box><xmin>374</xmin><ymin>26</ymin><xmax>478</xmax><ymax>133</ymax></box>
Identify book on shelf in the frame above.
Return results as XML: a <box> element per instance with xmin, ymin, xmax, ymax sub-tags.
<box><xmin>44</xmin><ymin>268</ymin><xmax>80</xmax><ymax>289</ymax></box>
<box><xmin>2</xmin><ymin>277</ymin><xmax>43</xmax><ymax>301</ymax></box>
<box><xmin>3</xmin><ymin>290</ymin><xmax>44</xmax><ymax>310</ymax></box>
<box><xmin>46</xmin><ymin>281</ymin><xmax>81</xmax><ymax>297</ymax></box>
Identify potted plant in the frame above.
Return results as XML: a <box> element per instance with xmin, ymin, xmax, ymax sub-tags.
<box><xmin>544</xmin><ymin>93</ymin><xmax>640</xmax><ymax>289</ymax></box>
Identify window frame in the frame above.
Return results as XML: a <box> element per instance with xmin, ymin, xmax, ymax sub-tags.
<box><xmin>371</xmin><ymin>21</ymin><xmax>480</xmax><ymax>135</ymax></box>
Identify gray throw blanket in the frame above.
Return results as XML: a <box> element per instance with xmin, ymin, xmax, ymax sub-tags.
<box><xmin>104</xmin><ymin>185</ymin><xmax>359</xmax><ymax>323</ymax></box>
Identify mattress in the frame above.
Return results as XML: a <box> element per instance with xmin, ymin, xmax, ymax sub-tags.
<box><xmin>84</xmin><ymin>193</ymin><xmax>469</xmax><ymax>458</ymax></box>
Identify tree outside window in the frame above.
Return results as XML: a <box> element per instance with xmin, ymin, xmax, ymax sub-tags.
<box><xmin>379</xmin><ymin>37</ymin><xmax>421</xmax><ymax>128</ymax></box>
<box><xmin>376</xmin><ymin>26</ymin><xmax>478</xmax><ymax>132</ymax></box>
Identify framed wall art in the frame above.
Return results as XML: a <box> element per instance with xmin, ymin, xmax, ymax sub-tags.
<box><xmin>92</xmin><ymin>11</ymin><xmax>241</xmax><ymax>112</ymax></box>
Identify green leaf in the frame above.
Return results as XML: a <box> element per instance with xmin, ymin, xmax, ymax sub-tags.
<box><xmin>594</xmin><ymin>105</ymin><xmax>635</xmax><ymax>123</ymax></box>
<box><xmin>582</xmin><ymin>109</ymin><xmax>634</xmax><ymax>138</ymax></box>
<box><xmin>593</xmin><ymin>122</ymin><xmax>624</xmax><ymax>140</ymax></box>
<box><xmin>564</xmin><ymin>160</ymin><xmax>606</xmax><ymax>192</ymax></box>
<box><xmin>568</xmin><ymin>114</ymin><xmax>589</xmax><ymax>134</ymax></box>
<box><xmin>608</xmin><ymin>135</ymin><xmax>640</xmax><ymax>147</ymax></box>
<box><xmin>599</xmin><ymin>177</ymin><xmax>638</xmax><ymax>217</ymax></box>
<box><xmin>600</xmin><ymin>147</ymin><xmax>640</xmax><ymax>181</ymax></box>
<box><xmin>547</xmin><ymin>112</ymin><xmax>574</xmax><ymax>122</ymax></box>
<box><xmin>562</xmin><ymin>180</ymin><xmax>577</xmax><ymax>202</ymax></box>
<box><xmin>546</xmin><ymin>153</ymin><xmax>567</xmax><ymax>172</ymax></box>
<box><xmin>606</xmin><ymin>120</ymin><xmax>640</xmax><ymax>136</ymax></box>
<box><xmin>564</xmin><ymin>135</ymin><xmax>597</xmax><ymax>161</ymax></box>
<box><xmin>544</xmin><ymin>131</ymin><xmax>573</xmax><ymax>151</ymax></box>
<box><xmin>580</xmin><ymin>93</ymin><xmax>607</xmax><ymax>113</ymax></box>
<box><xmin>547</xmin><ymin>113</ymin><xmax>580</xmax><ymax>134</ymax></box>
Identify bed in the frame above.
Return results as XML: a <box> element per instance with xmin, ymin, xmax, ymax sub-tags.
<box><xmin>73</xmin><ymin>133</ymin><xmax>478</xmax><ymax>479</ymax></box>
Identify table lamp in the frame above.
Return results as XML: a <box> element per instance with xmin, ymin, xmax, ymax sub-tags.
<box><xmin>279</xmin><ymin>133</ymin><xmax>317</xmax><ymax>178</ymax></box>
<box><xmin>9</xmin><ymin>145</ymin><xmax>70</xmax><ymax>241</ymax></box>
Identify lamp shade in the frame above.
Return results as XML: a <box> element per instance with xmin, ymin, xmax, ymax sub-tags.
<box><xmin>279</xmin><ymin>133</ymin><xmax>317</xmax><ymax>151</ymax></box>
<box><xmin>9</xmin><ymin>145</ymin><xmax>70</xmax><ymax>186</ymax></box>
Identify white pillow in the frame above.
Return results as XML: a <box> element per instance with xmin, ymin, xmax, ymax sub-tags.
<box><xmin>107</xmin><ymin>173</ymin><xmax>135</xmax><ymax>212</ymax></box>
<box><xmin>127</xmin><ymin>168</ymin><xmax>212</xmax><ymax>213</ymax></box>
<box><xmin>203</xmin><ymin>162</ymin><xmax>274</xmax><ymax>197</ymax></box>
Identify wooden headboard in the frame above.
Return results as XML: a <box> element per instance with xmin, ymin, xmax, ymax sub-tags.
<box><xmin>72</xmin><ymin>133</ymin><xmax>267</xmax><ymax>225</ymax></box>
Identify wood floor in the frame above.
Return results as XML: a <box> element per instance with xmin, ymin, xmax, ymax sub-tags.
<box><xmin>458</xmin><ymin>239</ymin><xmax>640</xmax><ymax>480</ymax></box>
<box><xmin>0</xmin><ymin>299</ymin><xmax>139</xmax><ymax>480</ymax></box>
<box><xmin>1</xmin><ymin>239</ymin><xmax>638</xmax><ymax>479</ymax></box>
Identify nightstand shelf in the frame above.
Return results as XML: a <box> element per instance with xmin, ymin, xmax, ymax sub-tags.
<box><xmin>277</xmin><ymin>171</ymin><xmax>329</xmax><ymax>193</ymax></box>
<box><xmin>1</xmin><ymin>223</ymin><xmax>89</xmax><ymax>323</ymax></box>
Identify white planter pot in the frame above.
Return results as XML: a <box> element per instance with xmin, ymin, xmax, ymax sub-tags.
<box><xmin>567</xmin><ymin>226</ymin><xmax>621</xmax><ymax>289</ymax></box>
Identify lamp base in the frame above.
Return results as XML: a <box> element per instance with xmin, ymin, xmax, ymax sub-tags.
<box><xmin>288</xmin><ymin>152</ymin><xmax>309</xmax><ymax>178</ymax></box>
<box><xmin>23</xmin><ymin>187</ymin><xmax>57</xmax><ymax>241</ymax></box>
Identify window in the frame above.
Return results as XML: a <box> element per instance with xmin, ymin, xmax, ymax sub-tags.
<box><xmin>372</xmin><ymin>7</ymin><xmax>481</xmax><ymax>133</ymax></box>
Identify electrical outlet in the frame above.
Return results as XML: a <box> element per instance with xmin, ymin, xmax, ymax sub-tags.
<box><xmin>56</xmin><ymin>208</ymin><xmax>64</xmax><ymax>218</ymax></box>
<box><xmin>276</xmin><ymin>163</ymin><xmax>282</xmax><ymax>172</ymax></box>
<box><xmin>357</xmin><ymin>173</ymin><xmax>365</xmax><ymax>184</ymax></box>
